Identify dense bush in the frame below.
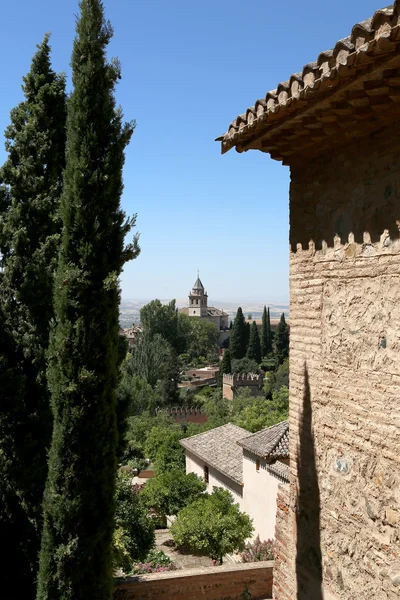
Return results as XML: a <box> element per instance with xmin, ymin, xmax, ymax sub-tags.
<box><xmin>112</xmin><ymin>473</ymin><xmax>155</xmax><ymax>572</ymax></box>
<box><xmin>171</xmin><ymin>488</ymin><xmax>254</xmax><ymax>563</ymax></box>
<box><xmin>140</xmin><ymin>470</ymin><xmax>206</xmax><ymax>517</ymax></box>
<box><xmin>241</xmin><ymin>535</ymin><xmax>274</xmax><ymax>562</ymax></box>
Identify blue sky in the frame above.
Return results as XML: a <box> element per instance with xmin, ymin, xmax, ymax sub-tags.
<box><xmin>0</xmin><ymin>0</ymin><xmax>382</xmax><ymax>302</ymax></box>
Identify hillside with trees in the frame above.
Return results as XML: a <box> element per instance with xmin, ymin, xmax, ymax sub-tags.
<box><xmin>0</xmin><ymin>1</ymin><xmax>290</xmax><ymax>593</ymax></box>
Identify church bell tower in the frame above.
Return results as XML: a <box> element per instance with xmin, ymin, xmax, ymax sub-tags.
<box><xmin>188</xmin><ymin>272</ymin><xmax>208</xmax><ymax>317</ymax></box>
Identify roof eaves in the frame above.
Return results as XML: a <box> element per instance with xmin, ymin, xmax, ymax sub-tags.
<box><xmin>218</xmin><ymin>3</ymin><xmax>400</xmax><ymax>157</ymax></box>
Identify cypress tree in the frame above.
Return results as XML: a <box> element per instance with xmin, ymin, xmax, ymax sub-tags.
<box><xmin>221</xmin><ymin>348</ymin><xmax>232</xmax><ymax>375</ymax></box>
<box><xmin>274</xmin><ymin>313</ymin><xmax>289</xmax><ymax>364</ymax></box>
<box><xmin>261</xmin><ymin>306</ymin><xmax>268</xmax><ymax>357</ymax></box>
<box><xmin>229</xmin><ymin>307</ymin><xmax>247</xmax><ymax>359</ymax></box>
<box><xmin>219</xmin><ymin>348</ymin><xmax>232</xmax><ymax>386</ymax></box>
<box><xmin>245</xmin><ymin>321</ymin><xmax>251</xmax><ymax>353</ymax></box>
<box><xmin>266</xmin><ymin>307</ymin><xmax>273</xmax><ymax>354</ymax></box>
<box><xmin>36</xmin><ymin>2</ymin><xmax>139</xmax><ymax>599</ymax></box>
<box><xmin>0</xmin><ymin>36</ymin><xmax>66</xmax><ymax>598</ymax></box>
<box><xmin>247</xmin><ymin>321</ymin><xmax>262</xmax><ymax>364</ymax></box>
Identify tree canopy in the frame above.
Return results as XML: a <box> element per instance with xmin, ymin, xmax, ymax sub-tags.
<box><xmin>0</xmin><ymin>34</ymin><xmax>67</xmax><ymax>598</ymax></box>
<box><xmin>229</xmin><ymin>307</ymin><xmax>248</xmax><ymax>359</ymax></box>
<box><xmin>171</xmin><ymin>488</ymin><xmax>254</xmax><ymax>563</ymax></box>
<box><xmin>274</xmin><ymin>313</ymin><xmax>289</xmax><ymax>364</ymax></box>
<box><xmin>140</xmin><ymin>299</ymin><xmax>179</xmax><ymax>351</ymax></box>
<box><xmin>36</xmin><ymin>2</ymin><xmax>139</xmax><ymax>598</ymax></box>
<box><xmin>261</xmin><ymin>306</ymin><xmax>272</xmax><ymax>357</ymax></box>
<box><xmin>144</xmin><ymin>425</ymin><xmax>185</xmax><ymax>474</ymax></box>
<box><xmin>140</xmin><ymin>470</ymin><xmax>206</xmax><ymax>517</ymax></box>
<box><xmin>233</xmin><ymin>387</ymin><xmax>289</xmax><ymax>433</ymax></box>
<box><xmin>247</xmin><ymin>321</ymin><xmax>262</xmax><ymax>363</ymax></box>
<box><xmin>112</xmin><ymin>472</ymin><xmax>155</xmax><ymax>572</ymax></box>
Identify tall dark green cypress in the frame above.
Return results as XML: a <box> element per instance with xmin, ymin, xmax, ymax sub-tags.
<box><xmin>36</xmin><ymin>2</ymin><xmax>139</xmax><ymax>598</ymax></box>
<box><xmin>274</xmin><ymin>312</ymin><xmax>289</xmax><ymax>364</ymax></box>
<box><xmin>219</xmin><ymin>348</ymin><xmax>232</xmax><ymax>385</ymax></box>
<box><xmin>266</xmin><ymin>307</ymin><xmax>272</xmax><ymax>355</ymax></box>
<box><xmin>0</xmin><ymin>35</ymin><xmax>66</xmax><ymax>599</ymax></box>
<box><xmin>261</xmin><ymin>306</ymin><xmax>268</xmax><ymax>357</ymax></box>
<box><xmin>229</xmin><ymin>307</ymin><xmax>247</xmax><ymax>359</ymax></box>
<box><xmin>247</xmin><ymin>321</ymin><xmax>262</xmax><ymax>364</ymax></box>
<box><xmin>245</xmin><ymin>321</ymin><xmax>251</xmax><ymax>353</ymax></box>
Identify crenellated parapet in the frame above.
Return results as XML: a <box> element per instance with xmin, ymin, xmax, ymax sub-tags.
<box><xmin>223</xmin><ymin>372</ymin><xmax>264</xmax><ymax>386</ymax></box>
<box><xmin>291</xmin><ymin>227</ymin><xmax>400</xmax><ymax>260</ymax></box>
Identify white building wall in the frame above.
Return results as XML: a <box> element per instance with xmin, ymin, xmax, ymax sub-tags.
<box><xmin>185</xmin><ymin>449</ymin><xmax>243</xmax><ymax>509</ymax></box>
<box><xmin>242</xmin><ymin>450</ymin><xmax>280</xmax><ymax>541</ymax></box>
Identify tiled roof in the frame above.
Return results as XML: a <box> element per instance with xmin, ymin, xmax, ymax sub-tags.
<box><xmin>192</xmin><ymin>276</ymin><xmax>204</xmax><ymax>291</ymax></box>
<box><xmin>238</xmin><ymin>420</ymin><xmax>289</xmax><ymax>460</ymax></box>
<box><xmin>180</xmin><ymin>423</ymin><xmax>249</xmax><ymax>484</ymax></box>
<box><xmin>267</xmin><ymin>460</ymin><xmax>290</xmax><ymax>484</ymax></box>
<box><xmin>217</xmin><ymin>3</ymin><xmax>400</xmax><ymax>159</ymax></box>
<box><xmin>207</xmin><ymin>307</ymin><xmax>227</xmax><ymax>317</ymax></box>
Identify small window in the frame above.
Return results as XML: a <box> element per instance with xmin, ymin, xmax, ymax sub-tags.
<box><xmin>256</xmin><ymin>459</ymin><xmax>260</xmax><ymax>472</ymax></box>
<box><xmin>204</xmin><ymin>465</ymin><xmax>209</xmax><ymax>483</ymax></box>
<box><xmin>196</xmin><ymin>299</ymin><xmax>199</xmax><ymax>305</ymax></box>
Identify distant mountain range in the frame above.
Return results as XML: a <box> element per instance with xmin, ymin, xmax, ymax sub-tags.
<box><xmin>119</xmin><ymin>298</ymin><xmax>289</xmax><ymax>328</ymax></box>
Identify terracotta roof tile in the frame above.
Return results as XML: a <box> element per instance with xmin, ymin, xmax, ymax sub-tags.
<box><xmin>238</xmin><ymin>420</ymin><xmax>289</xmax><ymax>460</ymax></box>
<box><xmin>217</xmin><ymin>3</ymin><xmax>400</xmax><ymax>156</ymax></box>
<box><xmin>180</xmin><ymin>423</ymin><xmax>249</xmax><ymax>484</ymax></box>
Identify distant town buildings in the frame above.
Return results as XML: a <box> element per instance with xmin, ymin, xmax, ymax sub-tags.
<box><xmin>119</xmin><ymin>323</ymin><xmax>142</xmax><ymax>348</ymax></box>
<box><xmin>181</xmin><ymin>421</ymin><xmax>289</xmax><ymax>541</ymax></box>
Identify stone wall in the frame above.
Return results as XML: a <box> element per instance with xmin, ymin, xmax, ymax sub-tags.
<box><xmin>274</xmin><ymin>122</ymin><xmax>400</xmax><ymax>599</ymax></box>
<box><xmin>222</xmin><ymin>373</ymin><xmax>264</xmax><ymax>400</ymax></box>
<box><xmin>273</xmin><ymin>484</ymin><xmax>293</xmax><ymax>600</ymax></box>
<box><xmin>113</xmin><ymin>561</ymin><xmax>273</xmax><ymax>600</ymax></box>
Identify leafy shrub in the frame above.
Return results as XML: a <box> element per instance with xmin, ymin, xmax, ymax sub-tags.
<box><xmin>241</xmin><ymin>535</ymin><xmax>274</xmax><ymax>562</ymax></box>
<box><xmin>112</xmin><ymin>472</ymin><xmax>155</xmax><ymax>572</ymax></box>
<box><xmin>171</xmin><ymin>488</ymin><xmax>254</xmax><ymax>563</ymax></box>
<box><xmin>131</xmin><ymin>550</ymin><xmax>176</xmax><ymax>574</ymax></box>
<box><xmin>140</xmin><ymin>470</ymin><xmax>206</xmax><ymax>518</ymax></box>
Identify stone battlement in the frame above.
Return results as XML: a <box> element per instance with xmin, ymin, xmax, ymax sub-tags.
<box><xmin>292</xmin><ymin>228</ymin><xmax>400</xmax><ymax>259</ymax></box>
<box><xmin>223</xmin><ymin>372</ymin><xmax>263</xmax><ymax>385</ymax></box>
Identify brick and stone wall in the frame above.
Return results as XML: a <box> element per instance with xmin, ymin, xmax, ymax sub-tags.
<box><xmin>273</xmin><ymin>484</ymin><xmax>293</xmax><ymax>600</ymax></box>
<box><xmin>274</xmin><ymin>121</ymin><xmax>400</xmax><ymax>599</ymax></box>
<box><xmin>113</xmin><ymin>561</ymin><xmax>273</xmax><ymax>600</ymax></box>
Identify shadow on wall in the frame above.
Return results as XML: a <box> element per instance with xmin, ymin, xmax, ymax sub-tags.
<box><xmin>296</xmin><ymin>364</ymin><xmax>323</xmax><ymax>600</ymax></box>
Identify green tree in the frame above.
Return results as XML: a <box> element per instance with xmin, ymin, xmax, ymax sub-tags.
<box><xmin>219</xmin><ymin>348</ymin><xmax>232</xmax><ymax>385</ymax></box>
<box><xmin>261</xmin><ymin>306</ymin><xmax>272</xmax><ymax>357</ymax></box>
<box><xmin>233</xmin><ymin>388</ymin><xmax>289</xmax><ymax>433</ymax></box>
<box><xmin>141</xmin><ymin>470</ymin><xmax>206</xmax><ymax>518</ymax></box>
<box><xmin>245</xmin><ymin>321</ymin><xmax>251</xmax><ymax>353</ymax></box>
<box><xmin>112</xmin><ymin>472</ymin><xmax>155</xmax><ymax>572</ymax></box>
<box><xmin>231</xmin><ymin>357</ymin><xmax>260</xmax><ymax>374</ymax></box>
<box><xmin>171</xmin><ymin>488</ymin><xmax>254</xmax><ymax>563</ymax></box>
<box><xmin>229</xmin><ymin>307</ymin><xmax>247</xmax><ymax>359</ymax></box>
<box><xmin>140</xmin><ymin>299</ymin><xmax>179</xmax><ymax>351</ymax></box>
<box><xmin>266</xmin><ymin>307</ymin><xmax>272</xmax><ymax>354</ymax></box>
<box><xmin>36</xmin><ymin>2</ymin><xmax>140</xmax><ymax>599</ymax></box>
<box><xmin>122</xmin><ymin>412</ymin><xmax>175</xmax><ymax>468</ymax></box>
<box><xmin>129</xmin><ymin>330</ymin><xmax>178</xmax><ymax>405</ymax></box>
<box><xmin>144</xmin><ymin>426</ymin><xmax>185</xmax><ymax>474</ymax></box>
<box><xmin>0</xmin><ymin>35</ymin><xmax>66</xmax><ymax>598</ymax></box>
<box><xmin>247</xmin><ymin>321</ymin><xmax>261</xmax><ymax>363</ymax></box>
<box><xmin>274</xmin><ymin>313</ymin><xmax>289</xmax><ymax>364</ymax></box>
<box><xmin>178</xmin><ymin>313</ymin><xmax>219</xmax><ymax>361</ymax></box>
